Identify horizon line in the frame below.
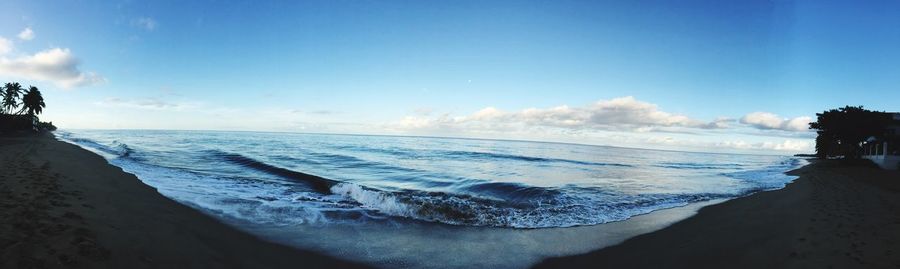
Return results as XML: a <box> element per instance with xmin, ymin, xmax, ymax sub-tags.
<box><xmin>57</xmin><ymin>127</ymin><xmax>798</xmax><ymax>157</ymax></box>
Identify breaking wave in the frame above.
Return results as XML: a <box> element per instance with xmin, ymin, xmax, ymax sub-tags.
<box><xmin>55</xmin><ymin>130</ymin><xmax>806</xmax><ymax>228</ymax></box>
<box><xmin>210</xmin><ymin>150</ymin><xmax>337</xmax><ymax>193</ymax></box>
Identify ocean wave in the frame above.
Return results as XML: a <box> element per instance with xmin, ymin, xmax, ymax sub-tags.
<box><xmin>457</xmin><ymin>181</ymin><xmax>561</xmax><ymax>204</ymax></box>
<box><xmin>330</xmin><ymin>183</ymin><xmax>414</xmax><ymax>216</ymax></box>
<box><xmin>209</xmin><ymin>150</ymin><xmax>338</xmax><ymax>193</ymax></box>
<box><xmin>56</xmin><ymin>133</ymin><xmax>135</xmax><ymax>159</ymax></box>
<box><xmin>439</xmin><ymin>150</ymin><xmax>634</xmax><ymax>167</ymax></box>
<box><xmin>56</xmin><ymin>130</ymin><xmax>806</xmax><ymax>229</ymax></box>
<box><xmin>655</xmin><ymin>162</ymin><xmax>745</xmax><ymax>170</ymax></box>
<box><xmin>112</xmin><ymin>142</ymin><xmax>135</xmax><ymax>158</ymax></box>
<box><xmin>323</xmin><ymin>159</ymin><xmax>805</xmax><ymax>228</ymax></box>
<box><xmin>329</xmin><ymin>182</ymin><xmax>734</xmax><ymax>228</ymax></box>
<box><xmin>329</xmin><ymin>144</ymin><xmax>632</xmax><ymax>168</ymax></box>
<box><xmin>722</xmin><ymin>158</ymin><xmax>806</xmax><ymax>191</ymax></box>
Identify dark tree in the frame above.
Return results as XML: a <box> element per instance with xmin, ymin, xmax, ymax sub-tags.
<box><xmin>2</xmin><ymin>82</ymin><xmax>23</xmax><ymax>114</ymax></box>
<box><xmin>0</xmin><ymin>82</ymin><xmax>55</xmax><ymax>132</ymax></box>
<box><xmin>809</xmin><ymin>106</ymin><xmax>892</xmax><ymax>159</ymax></box>
<box><xmin>21</xmin><ymin>86</ymin><xmax>46</xmax><ymax>117</ymax></box>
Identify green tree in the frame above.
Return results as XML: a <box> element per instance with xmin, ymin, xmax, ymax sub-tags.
<box><xmin>2</xmin><ymin>82</ymin><xmax>23</xmax><ymax>114</ymax></box>
<box><xmin>809</xmin><ymin>106</ymin><xmax>892</xmax><ymax>159</ymax></box>
<box><xmin>21</xmin><ymin>86</ymin><xmax>45</xmax><ymax>117</ymax></box>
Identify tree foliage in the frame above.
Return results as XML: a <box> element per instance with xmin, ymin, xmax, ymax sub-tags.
<box><xmin>1</xmin><ymin>83</ymin><xmax>45</xmax><ymax>117</ymax></box>
<box><xmin>2</xmin><ymin>82</ymin><xmax>23</xmax><ymax>114</ymax></box>
<box><xmin>21</xmin><ymin>86</ymin><xmax>46</xmax><ymax>116</ymax></box>
<box><xmin>808</xmin><ymin>106</ymin><xmax>892</xmax><ymax>159</ymax></box>
<box><xmin>1</xmin><ymin>82</ymin><xmax>54</xmax><ymax>132</ymax></box>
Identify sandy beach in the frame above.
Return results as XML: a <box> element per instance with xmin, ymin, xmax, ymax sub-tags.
<box><xmin>0</xmin><ymin>134</ymin><xmax>369</xmax><ymax>268</ymax></box>
<box><xmin>536</xmin><ymin>160</ymin><xmax>900</xmax><ymax>268</ymax></box>
<box><xmin>4</xmin><ymin>133</ymin><xmax>900</xmax><ymax>269</ymax></box>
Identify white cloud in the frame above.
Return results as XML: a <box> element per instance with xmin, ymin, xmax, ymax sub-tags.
<box><xmin>390</xmin><ymin>96</ymin><xmax>730</xmax><ymax>133</ymax></box>
<box><xmin>716</xmin><ymin>139</ymin><xmax>812</xmax><ymax>152</ymax></box>
<box><xmin>769</xmin><ymin>140</ymin><xmax>812</xmax><ymax>151</ymax></box>
<box><xmin>96</xmin><ymin>97</ymin><xmax>187</xmax><ymax>110</ymax></box>
<box><xmin>0</xmin><ymin>48</ymin><xmax>106</xmax><ymax>88</ymax></box>
<box><xmin>381</xmin><ymin>97</ymin><xmax>817</xmax><ymax>154</ymax></box>
<box><xmin>132</xmin><ymin>17</ymin><xmax>157</xmax><ymax>31</ymax></box>
<box><xmin>17</xmin><ymin>27</ymin><xmax>34</xmax><ymax>41</ymax></box>
<box><xmin>472</xmin><ymin>106</ymin><xmax>504</xmax><ymax>121</ymax></box>
<box><xmin>739</xmin><ymin>112</ymin><xmax>811</xmax><ymax>132</ymax></box>
<box><xmin>706</xmin><ymin>117</ymin><xmax>735</xmax><ymax>129</ymax></box>
<box><xmin>577</xmin><ymin>130</ymin><xmax>813</xmax><ymax>153</ymax></box>
<box><xmin>0</xmin><ymin>37</ymin><xmax>12</xmax><ymax>55</ymax></box>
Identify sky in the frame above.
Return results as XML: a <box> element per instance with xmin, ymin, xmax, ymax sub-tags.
<box><xmin>1</xmin><ymin>0</ymin><xmax>898</xmax><ymax>154</ymax></box>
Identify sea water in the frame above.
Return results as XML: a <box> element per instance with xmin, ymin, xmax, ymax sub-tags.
<box><xmin>57</xmin><ymin>130</ymin><xmax>805</xmax><ymax>268</ymax></box>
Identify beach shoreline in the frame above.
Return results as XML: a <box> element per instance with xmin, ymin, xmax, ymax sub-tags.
<box><xmin>534</xmin><ymin>159</ymin><xmax>900</xmax><ymax>268</ymax></box>
<box><xmin>52</xmin><ymin>130</ymin><xmax>742</xmax><ymax>268</ymax></box>
<box><xmin>53</xmin><ymin>129</ymin><xmax>806</xmax><ymax>268</ymax></box>
<box><xmin>7</xmin><ymin>132</ymin><xmax>897</xmax><ymax>269</ymax></box>
<box><xmin>0</xmin><ymin>133</ymin><xmax>370</xmax><ymax>268</ymax></box>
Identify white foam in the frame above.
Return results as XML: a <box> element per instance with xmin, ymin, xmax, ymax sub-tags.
<box><xmin>330</xmin><ymin>183</ymin><xmax>413</xmax><ymax>217</ymax></box>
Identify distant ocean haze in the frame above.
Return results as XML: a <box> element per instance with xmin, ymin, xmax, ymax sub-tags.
<box><xmin>57</xmin><ymin>130</ymin><xmax>804</xmax><ymax>228</ymax></box>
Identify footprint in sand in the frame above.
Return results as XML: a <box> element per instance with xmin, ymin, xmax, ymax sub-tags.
<box><xmin>49</xmin><ymin>200</ymin><xmax>71</xmax><ymax>207</ymax></box>
<box><xmin>61</xmin><ymin>212</ymin><xmax>82</xmax><ymax>220</ymax></box>
<box><xmin>57</xmin><ymin>254</ymin><xmax>76</xmax><ymax>266</ymax></box>
<box><xmin>71</xmin><ymin>237</ymin><xmax>110</xmax><ymax>261</ymax></box>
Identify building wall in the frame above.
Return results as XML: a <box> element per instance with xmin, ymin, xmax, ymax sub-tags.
<box><xmin>864</xmin><ymin>155</ymin><xmax>900</xmax><ymax>170</ymax></box>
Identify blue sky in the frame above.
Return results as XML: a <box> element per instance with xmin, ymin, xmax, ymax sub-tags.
<box><xmin>1</xmin><ymin>0</ymin><xmax>898</xmax><ymax>154</ymax></box>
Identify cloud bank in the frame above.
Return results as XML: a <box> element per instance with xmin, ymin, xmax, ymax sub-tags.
<box><xmin>739</xmin><ymin>112</ymin><xmax>811</xmax><ymax>132</ymax></box>
<box><xmin>0</xmin><ymin>47</ymin><xmax>105</xmax><ymax>88</ymax></box>
<box><xmin>716</xmin><ymin>139</ymin><xmax>811</xmax><ymax>151</ymax></box>
<box><xmin>393</xmin><ymin>96</ymin><xmax>731</xmax><ymax>133</ymax></box>
<box><xmin>385</xmin><ymin>96</ymin><xmax>817</xmax><ymax>153</ymax></box>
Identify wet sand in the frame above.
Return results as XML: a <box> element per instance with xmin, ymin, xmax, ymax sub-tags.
<box><xmin>0</xmin><ymin>134</ymin><xmax>369</xmax><ymax>268</ymax></box>
<box><xmin>535</xmin><ymin>160</ymin><xmax>900</xmax><ymax>269</ymax></box>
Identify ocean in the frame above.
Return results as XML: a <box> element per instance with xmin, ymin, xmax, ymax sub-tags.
<box><xmin>56</xmin><ymin>129</ymin><xmax>805</xmax><ymax>268</ymax></box>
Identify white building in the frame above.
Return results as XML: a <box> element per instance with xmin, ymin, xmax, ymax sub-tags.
<box><xmin>862</xmin><ymin>113</ymin><xmax>900</xmax><ymax>170</ymax></box>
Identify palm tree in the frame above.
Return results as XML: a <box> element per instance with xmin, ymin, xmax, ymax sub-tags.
<box><xmin>2</xmin><ymin>82</ymin><xmax>23</xmax><ymax>114</ymax></box>
<box><xmin>21</xmin><ymin>86</ymin><xmax>45</xmax><ymax>117</ymax></box>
